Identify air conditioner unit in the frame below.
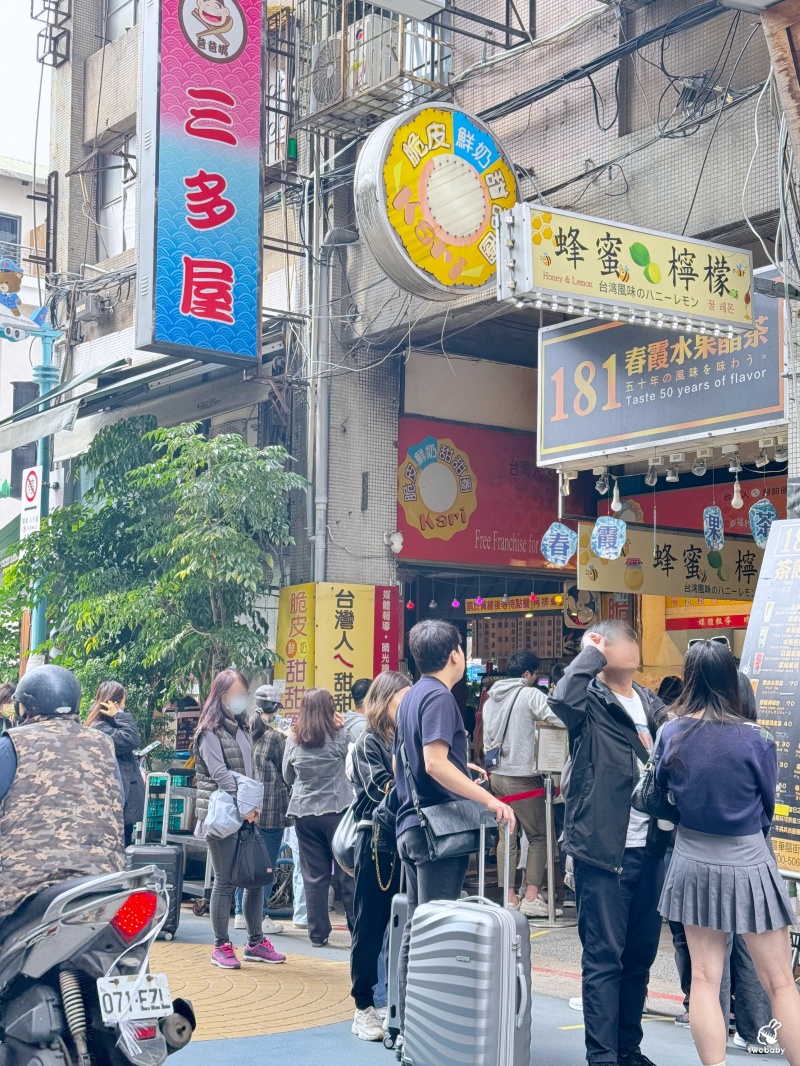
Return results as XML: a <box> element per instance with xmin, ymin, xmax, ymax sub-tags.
<box><xmin>309</xmin><ymin>35</ymin><xmax>345</xmax><ymax>113</ymax></box>
<box><xmin>348</xmin><ymin>15</ymin><xmax>399</xmax><ymax>95</ymax></box>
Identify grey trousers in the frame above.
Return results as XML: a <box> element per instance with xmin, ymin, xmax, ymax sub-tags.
<box><xmin>206</xmin><ymin>832</ymin><xmax>264</xmax><ymax>946</ymax></box>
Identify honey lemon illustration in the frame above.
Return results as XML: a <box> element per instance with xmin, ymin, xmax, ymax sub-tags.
<box><xmin>629</xmin><ymin>242</ymin><xmax>650</xmax><ymax>267</ymax></box>
<box><xmin>644</xmin><ymin>262</ymin><xmax>661</xmax><ymax>283</ymax></box>
<box><xmin>625</xmin><ymin>557</ymin><xmax>644</xmax><ymax>590</ymax></box>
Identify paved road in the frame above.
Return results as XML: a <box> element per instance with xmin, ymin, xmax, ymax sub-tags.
<box><xmin>161</xmin><ymin>909</ymin><xmax>754</xmax><ymax>1066</ymax></box>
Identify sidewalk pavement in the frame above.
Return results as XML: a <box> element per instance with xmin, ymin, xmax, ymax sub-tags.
<box><xmin>161</xmin><ymin>908</ymin><xmax>750</xmax><ymax>1065</ymax></box>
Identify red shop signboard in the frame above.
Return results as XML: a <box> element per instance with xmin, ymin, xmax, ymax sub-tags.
<box><xmin>397</xmin><ymin>417</ymin><xmax>560</xmax><ymax>569</ymax></box>
<box><xmin>626</xmin><ymin>476</ymin><xmax>786</xmax><ymax>536</ymax></box>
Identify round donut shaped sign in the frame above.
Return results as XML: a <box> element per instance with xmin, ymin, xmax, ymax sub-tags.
<box><xmin>355</xmin><ymin>105</ymin><xmax>519</xmax><ymax>301</ymax></box>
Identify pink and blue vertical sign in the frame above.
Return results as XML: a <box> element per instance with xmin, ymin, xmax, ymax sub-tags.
<box><xmin>136</xmin><ymin>0</ymin><xmax>264</xmax><ymax>364</ymax></box>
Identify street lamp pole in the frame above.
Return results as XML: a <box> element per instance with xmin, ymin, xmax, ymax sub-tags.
<box><xmin>29</xmin><ymin>326</ymin><xmax>62</xmax><ymax>653</ymax></box>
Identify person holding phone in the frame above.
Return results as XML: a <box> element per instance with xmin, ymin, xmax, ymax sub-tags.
<box><xmin>86</xmin><ymin>681</ymin><xmax>145</xmax><ymax>847</ymax></box>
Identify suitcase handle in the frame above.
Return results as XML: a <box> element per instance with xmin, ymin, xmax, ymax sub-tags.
<box><xmin>478</xmin><ymin>810</ymin><xmax>511</xmax><ymax>905</ymax></box>
<box><xmin>515</xmin><ymin>961</ymin><xmax>530</xmax><ymax>1029</ymax></box>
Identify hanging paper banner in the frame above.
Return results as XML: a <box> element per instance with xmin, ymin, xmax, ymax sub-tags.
<box><xmin>541</xmin><ymin>522</ymin><xmax>579</xmax><ymax>567</ymax></box>
<box><xmin>748</xmin><ymin>498</ymin><xmax>778</xmax><ymax>549</ymax></box>
<box><xmin>703</xmin><ymin>506</ymin><xmax>725</xmax><ymax>551</ymax></box>
<box><xmin>590</xmin><ymin>516</ymin><xmax>627</xmax><ymax>560</ymax></box>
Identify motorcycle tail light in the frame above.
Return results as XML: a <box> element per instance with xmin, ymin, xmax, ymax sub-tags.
<box><xmin>132</xmin><ymin>1026</ymin><xmax>157</xmax><ymax>1040</ymax></box>
<box><xmin>111</xmin><ymin>892</ymin><xmax>158</xmax><ymax>941</ymax></box>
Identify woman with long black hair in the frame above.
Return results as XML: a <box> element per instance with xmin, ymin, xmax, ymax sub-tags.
<box><xmin>193</xmin><ymin>669</ymin><xmax>285</xmax><ymax>969</ymax></box>
<box><xmin>349</xmin><ymin>671</ymin><xmax>409</xmax><ymax>1042</ymax></box>
<box><xmin>656</xmin><ymin>640</ymin><xmax>800</xmax><ymax>1066</ymax></box>
<box><xmin>86</xmin><ymin>681</ymin><xmax>145</xmax><ymax>847</ymax></box>
<box><xmin>283</xmin><ymin>687</ymin><xmax>354</xmax><ymax>947</ymax></box>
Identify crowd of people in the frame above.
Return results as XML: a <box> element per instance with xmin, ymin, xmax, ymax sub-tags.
<box><xmin>0</xmin><ymin>615</ymin><xmax>799</xmax><ymax>1066</ymax></box>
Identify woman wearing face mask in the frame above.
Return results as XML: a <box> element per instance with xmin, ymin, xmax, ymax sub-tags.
<box><xmin>193</xmin><ymin>669</ymin><xmax>284</xmax><ymax>968</ymax></box>
<box><xmin>234</xmin><ymin>685</ymin><xmax>290</xmax><ymax>938</ymax></box>
<box><xmin>85</xmin><ymin>681</ymin><xmax>145</xmax><ymax>847</ymax></box>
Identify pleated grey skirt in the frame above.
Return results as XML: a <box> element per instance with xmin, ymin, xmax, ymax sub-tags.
<box><xmin>659</xmin><ymin>826</ymin><xmax>796</xmax><ymax>934</ymax></box>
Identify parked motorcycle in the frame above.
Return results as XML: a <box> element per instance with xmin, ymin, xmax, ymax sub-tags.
<box><xmin>0</xmin><ymin>865</ymin><xmax>195</xmax><ymax>1066</ymax></box>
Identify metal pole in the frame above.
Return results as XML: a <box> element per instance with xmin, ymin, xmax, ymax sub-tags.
<box><xmin>313</xmin><ymin>228</ymin><xmax>358</xmax><ymax>585</ymax></box>
<box><xmin>29</xmin><ymin>328</ymin><xmax>60</xmax><ymax>653</ymax></box>
<box><xmin>544</xmin><ymin>772</ymin><xmax>556</xmax><ymax>924</ymax></box>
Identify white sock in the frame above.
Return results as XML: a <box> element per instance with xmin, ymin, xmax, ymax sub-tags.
<box><xmin>704</xmin><ymin>1061</ymin><xmax>727</xmax><ymax>1066</ymax></box>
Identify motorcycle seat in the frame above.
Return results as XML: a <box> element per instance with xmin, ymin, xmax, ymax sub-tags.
<box><xmin>0</xmin><ymin>876</ymin><xmax>98</xmax><ymax>941</ymax></box>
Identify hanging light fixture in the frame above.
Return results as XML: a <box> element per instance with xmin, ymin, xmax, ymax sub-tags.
<box><xmin>451</xmin><ymin>579</ymin><xmax>460</xmax><ymax>609</ymax></box>
<box><xmin>595</xmin><ymin>470</ymin><xmax>609</xmax><ymax>495</ymax></box>
<box><xmin>529</xmin><ymin>581</ymin><xmax>537</xmax><ymax>604</ymax></box>
<box><xmin>775</xmin><ymin>438</ymin><xmax>789</xmax><ymax>463</ymax></box>
<box><xmin>406</xmin><ymin>597</ymin><xmax>415</xmax><ymax>610</ymax></box>
<box><xmin>502</xmin><ymin>579</ymin><xmax>509</xmax><ymax>605</ymax></box>
<box><xmin>691</xmin><ymin>456</ymin><xmax>707</xmax><ymax>477</ymax></box>
<box><xmin>644</xmin><ymin>464</ymin><xmax>658</xmax><ymax>488</ymax></box>
<box><xmin>728</xmin><ymin>452</ymin><xmax>742</xmax><ymax>474</ymax></box>
<box><xmin>428</xmin><ymin>578</ymin><xmax>437</xmax><ymax>611</ymax></box>
<box><xmin>666</xmin><ymin>464</ymin><xmax>680</xmax><ymax>483</ymax></box>
<box><xmin>610</xmin><ymin>479</ymin><xmax>623</xmax><ymax>513</ymax></box>
<box><xmin>731</xmin><ymin>476</ymin><xmax>744</xmax><ymax>510</ymax></box>
<box><xmin>475</xmin><ymin>577</ymin><xmax>484</xmax><ymax>608</ymax></box>
<box><xmin>752</xmin><ymin>448</ymin><xmax>769</xmax><ymax>469</ymax></box>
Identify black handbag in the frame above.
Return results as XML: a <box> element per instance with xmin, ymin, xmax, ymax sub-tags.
<box><xmin>484</xmin><ymin>688</ymin><xmax>524</xmax><ymax>771</ymax></box>
<box><xmin>397</xmin><ymin>720</ymin><xmax>488</xmax><ymax>861</ymax></box>
<box><xmin>232</xmin><ymin>823</ymin><xmax>273</xmax><ymax>889</ymax></box>
<box><xmin>372</xmin><ymin>785</ymin><xmax>399</xmax><ymax>854</ymax></box>
<box><xmin>631</xmin><ymin>726</ymin><xmax>679</xmax><ymax>824</ymax></box>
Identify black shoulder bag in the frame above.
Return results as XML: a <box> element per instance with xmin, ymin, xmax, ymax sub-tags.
<box><xmin>630</xmin><ymin>723</ymin><xmax>679</xmax><ymax>824</ymax></box>
<box><xmin>397</xmin><ymin>708</ymin><xmax>490</xmax><ymax>862</ymax></box>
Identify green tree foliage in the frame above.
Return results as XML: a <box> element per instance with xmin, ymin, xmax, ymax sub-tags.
<box><xmin>0</xmin><ymin>418</ymin><xmax>305</xmax><ymax>739</ymax></box>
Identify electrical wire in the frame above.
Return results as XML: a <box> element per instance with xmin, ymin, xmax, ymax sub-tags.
<box><xmin>681</xmin><ymin>22</ymin><xmax>761</xmax><ymax>235</ymax></box>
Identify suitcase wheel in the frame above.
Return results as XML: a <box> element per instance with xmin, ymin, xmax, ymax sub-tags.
<box><xmin>383</xmin><ymin>1035</ymin><xmax>396</xmax><ymax>1050</ymax></box>
<box><xmin>163</xmin><ymin>931</ymin><xmax>174</xmax><ymax>941</ymax></box>
<box><xmin>191</xmin><ymin>899</ymin><xmax>207</xmax><ymax>917</ymax></box>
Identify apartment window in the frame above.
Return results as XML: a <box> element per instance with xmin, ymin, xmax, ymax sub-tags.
<box><xmin>10</xmin><ymin>382</ymin><xmax>38</xmax><ymax>501</ymax></box>
<box><xmin>0</xmin><ymin>214</ymin><xmax>21</xmax><ymax>263</ymax></box>
<box><xmin>97</xmin><ymin>134</ymin><xmax>137</xmax><ymax>260</ymax></box>
<box><xmin>105</xmin><ymin>0</ymin><xmax>138</xmax><ymax>42</ymax></box>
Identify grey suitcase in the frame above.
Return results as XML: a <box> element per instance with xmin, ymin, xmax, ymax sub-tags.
<box><xmin>384</xmin><ymin>871</ymin><xmax>408</xmax><ymax>1050</ymax></box>
<box><xmin>401</xmin><ymin>818</ymin><xmax>532</xmax><ymax>1066</ymax></box>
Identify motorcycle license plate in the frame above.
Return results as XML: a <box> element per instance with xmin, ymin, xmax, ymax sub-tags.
<box><xmin>97</xmin><ymin>973</ymin><xmax>172</xmax><ymax>1025</ymax></box>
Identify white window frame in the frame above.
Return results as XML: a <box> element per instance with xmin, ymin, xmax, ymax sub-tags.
<box><xmin>97</xmin><ymin>134</ymin><xmax>137</xmax><ymax>261</ymax></box>
<box><xmin>105</xmin><ymin>0</ymin><xmax>138</xmax><ymax>42</ymax></box>
<box><xmin>0</xmin><ymin>214</ymin><xmax>22</xmax><ymax>262</ymax></box>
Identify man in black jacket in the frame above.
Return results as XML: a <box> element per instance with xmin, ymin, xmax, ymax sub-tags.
<box><xmin>549</xmin><ymin>621</ymin><xmax>669</xmax><ymax>1066</ymax></box>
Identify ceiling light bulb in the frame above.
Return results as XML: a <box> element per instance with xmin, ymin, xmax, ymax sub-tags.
<box><xmin>535</xmin><ymin>298</ymin><xmax>543</xmax><ymax>309</ymax></box>
<box><xmin>713</xmin><ymin>326</ymin><xmax>721</xmax><ymax>338</ymax></box>
<box><xmin>691</xmin><ymin>457</ymin><xmax>707</xmax><ymax>477</ymax></box>
<box><xmin>731</xmin><ymin>477</ymin><xmax>744</xmax><ymax>510</ymax></box>
<box><xmin>753</xmin><ymin>448</ymin><xmax>769</xmax><ymax>469</ymax></box>
<box><xmin>525</xmin><ymin>612</ymin><xmax>533</xmax><ymax>619</ymax></box>
<box><xmin>502</xmin><ymin>592</ymin><xmax>509</xmax><ymax>604</ymax></box>
<box><xmin>595</xmin><ymin>473</ymin><xmax>609</xmax><ymax>495</ymax></box>
<box><xmin>566</xmin><ymin>301</ymin><xmax>574</xmax><ymax>314</ymax></box>
<box><xmin>644</xmin><ymin>465</ymin><xmax>658</xmax><ymax>488</ymax></box>
<box><xmin>428</xmin><ymin>599</ymin><xmax>438</xmax><ymax>610</ymax></box>
<box><xmin>475</xmin><ymin>595</ymin><xmax>484</xmax><ymax>606</ymax></box>
<box><xmin>451</xmin><ymin>597</ymin><xmax>460</xmax><ymax>609</ymax></box>
<box><xmin>666</xmin><ymin>464</ymin><xmax>679</xmax><ymax>483</ymax></box>
<box><xmin>728</xmin><ymin>454</ymin><xmax>742</xmax><ymax>474</ymax></box>
<box><xmin>610</xmin><ymin>480</ymin><xmax>623</xmax><ymax>512</ymax></box>
<box><xmin>406</xmin><ymin>599</ymin><xmax>415</xmax><ymax>610</ymax></box>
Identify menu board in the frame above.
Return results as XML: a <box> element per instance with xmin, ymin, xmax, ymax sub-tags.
<box><xmin>472</xmin><ymin>614</ymin><xmax>563</xmax><ymax>663</ymax></box>
<box><xmin>740</xmin><ymin>519</ymin><xmax>800</xmax><ymax>878</ymax></box>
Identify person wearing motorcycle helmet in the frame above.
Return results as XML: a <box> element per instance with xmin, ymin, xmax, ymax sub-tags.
<box><xmin>0</xmin><ymin>665</ymin><xmax>125</xmax><ymax>922</ymax></box>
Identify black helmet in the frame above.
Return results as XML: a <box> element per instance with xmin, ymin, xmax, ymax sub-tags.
<box><xmin>14</xmin><ymin>665</ymin><xmax>81</xmax><ymax>718</ymax></box>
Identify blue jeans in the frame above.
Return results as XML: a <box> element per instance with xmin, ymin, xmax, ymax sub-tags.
<box><xmin>235</xmin><ymin>827</ymin><xmax>284</xmax><ymax>917</ymax></box>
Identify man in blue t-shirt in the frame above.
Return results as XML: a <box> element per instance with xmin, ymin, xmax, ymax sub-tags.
<box><xmin>394</xmin><ymin>619</ymin><xmax>514</xmax><ymax>1036</ymax></box>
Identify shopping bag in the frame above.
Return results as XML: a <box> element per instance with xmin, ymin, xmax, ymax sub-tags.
<box><xmin>232</xmin><ymin>823</ymin><xmax>273</xmax><ymax>889</ymax></box>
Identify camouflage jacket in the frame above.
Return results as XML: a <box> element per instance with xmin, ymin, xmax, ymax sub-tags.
<box><xmin>0</xmin><ymin>716</ymin><xmax>124</xmax><ymax>918</ymax></box>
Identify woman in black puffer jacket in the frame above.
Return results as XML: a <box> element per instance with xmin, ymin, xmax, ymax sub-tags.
<box><xmin>349</xmin><ymin>671</ymin><xmax>410</xmax><ymax>1043</ymax></box>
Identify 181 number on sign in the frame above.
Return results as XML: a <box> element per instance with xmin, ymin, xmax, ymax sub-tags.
<box><xmin>550</xmin><ymin>355</ymin><xmax>621</xmax><ymax>421</ymax></box>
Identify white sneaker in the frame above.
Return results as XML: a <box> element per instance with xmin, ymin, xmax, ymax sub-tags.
<box><xmin>234</xmin><ymin>914</ymin><xmax>246</xmax><ymax>929</ymax></box>
<box><xmin>262</xmin><ymin>916</ymin><xmax>284</xmax><ymax>934</ymax></box>
<box><xmin>569</xmin><ymin>997</ymin><xmax>583</xmax><ymax>1012</ymax></box>
<box><xmin>375</xmin><ymin>1006</ymin><xmax>388</xmax><ymax>1020</ymax></box>
<box><xmin>352</xmin><ymin>1007</ymin><xmax>385</xmax><ymax>1041</ymax></box>
<box><xmin>520</xmin><ymin>897</ymin><xmax>563</xmax><ymax>918</ymax></box>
